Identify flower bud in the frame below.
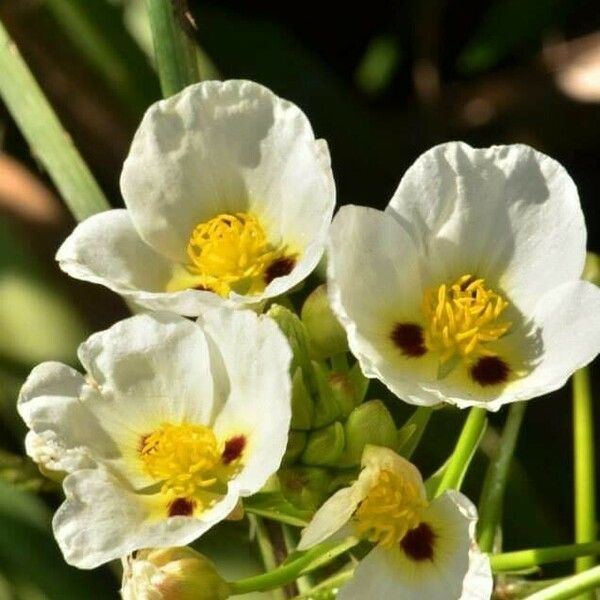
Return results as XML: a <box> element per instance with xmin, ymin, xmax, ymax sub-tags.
<box><xmin>301</xmin><ymin>285</ymin><xmax>348</xmax><ymax>359</ymax></box>
<box><xmin>302</xmin><ymin>421</ymin><xmax>345</xmax><ymax>466</ymax></box>
<box><xmin>283</xmin><ymin>430</ymin><xmax>307</xmax><ymax>466</ymax></box>
<box><xmin>267</xmin><ymin>304</ymin><xmax>314</xmax><ymax>383</ymax></box>
<box><xmin>121</xmin><ymin>547</ymin><xmax>230</xmax><ymax>600</ymax></box>
<box><xmin>279</xmin><ymin>466</ymin><xmax>331</xmax><ymax>511</ymax></box>
<box><xmin>339</xmin><ymin>400</ymin><xmax>397</xmax><ymax>466</ymax></box>
<box><xmin>290</xmin><ymin>368</ymin><xmax>314</xmax><ymax>430</ymax></box>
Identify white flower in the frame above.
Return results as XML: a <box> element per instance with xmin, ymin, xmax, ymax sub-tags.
<box><xmin>298</xmin><ymin>446</ymin><xmax>492</xmax><ymax>600</ymax></box>
<box><xmin>18</xmin><ymin>309</ymin><xmax>292</xmax><ymax>568</ymax></box>
<box><xmin>57</xmin><ymin>80</ymin><xmax>335</xmax><ymax>316</ymax></box>
<box><xmin>328</xmin><ymin>142</ymin><xmax>600</xmax><ymax>410</ymax></box>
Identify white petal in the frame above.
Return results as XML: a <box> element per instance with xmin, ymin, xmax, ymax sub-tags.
<box><xmin>328</xmin><ymin>205</ymin><xmax>441</xmax><ymax>407</ymax></box>
<box><xmin>53</xmin><ymin>468</ymin><xmax>238</xmax><ymax>569</ymax></box>
<box><xmin>298</xmin><ymin>487</ymin><xmax>362</xmax><ymax>551</ymax></box>
<box><xmin>494</xmin><ymin>280</ymin><xmax>600</xmax><ymax>408</ymax></box>
<box><xmin>17</xmin><ymin>362</ymin><xmax>117</xmax><ymax>473</ymax></box>
<box><xmin>200</xmin><ymin>308</ymin><xmax>292</xmax><ymax>496</ymax></box>
<box><xmin>387</xmin><ymin>142</ymin><xmax>586</xmax><ymax>313</ymax></box>
<box><xmin>121</xmin><ymin>80</ymin><xmax>334</xmax><ymax>270</ymax></box>
<box><xmin>338</xmin><ymin>491</ymin><xmax>492</xmax><ymax>600</ymax></box>
<box><xmin>78</xmin><ymin>312</ymin><xmax>215</xmax><ymax>430</ymax></box>
<box><xmin>56</xmin><ymin>209</ymin><xmax>173</xmax><ymax>294</ymax></box>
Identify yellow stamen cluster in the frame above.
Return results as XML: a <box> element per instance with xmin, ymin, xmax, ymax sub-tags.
<box><xmin>355</xmin><ymin>469</ymin><xmax>427</xmax><ymax>548</ymax></box>
<box><xmin>422</xmin><ymin>274</ymin><xmax>512</xmax><ymax>363</ymax></box>
<box><xmin>140</xmin><ymin>423</ymin><xmax>221</xmax><ymax>498</ymax></box>
<box><xmin>185</xmin><ymin>212</ymin><xmax>287</xmax><ymax>297</ymax></box>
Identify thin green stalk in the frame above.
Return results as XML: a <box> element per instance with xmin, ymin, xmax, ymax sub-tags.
<box><xmin>491</xmin><ymin>540</ymin><xmax>600</xmax><ymax>572</ymax></box>
<box><xmin>45</xmin><ymin>0</ymin><xmax>158</xmax><ymax>116</ymax></box>
<box><xmin>0</xmin><ymin>19</ymin><xmax>110</xmax><ymax>221</ymax></box>
<box><xmin>477</xmin><ymin>402</ymin><xmax>527</xmax><ymax>552</ymax></box>
<box><xmin>436</xmin><ymin>407</ymin><xmax>487</xmax><ymax>496</ymax></box>
<box><xmin>572</xmin><ymin>367</ymin><xmax>597</xmax><ymax>594</ymax></box>
<box><xmin>228</xmin><ymin>538</ymin><xmax>357</xmax><ymax>596</ymax></box>
<box><xmin>282</xmin><ymin>525</ymin><xmax>311</xmax><ymax>594</ymax></box>
<box><xmin>397</xmin><ymin>406</ymin><xmax>434</xmax><ymax>459</ymax></box>
<box><xmin>145</xmin><ymin>0</ymin><xmax>200</xmax><ymax>97</ymax></box>
<box><xmin>250</xmin><ymin>516</ymin><xmax>285</xmax><ymax>600</ymax></box>
<box><xmin>523</xmin><ymin>565</ymin><xmax>600</xmax><ymax>600</ymax></box>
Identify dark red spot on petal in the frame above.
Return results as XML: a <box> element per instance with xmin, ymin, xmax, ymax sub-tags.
<box><xmin>195</xmin><ymin>284</ymin><xmax>212</xmax><ymax>292</ymax></box>
<box><xmin>391</xmin><ymin>323</ymin><xmax>427</xmax><ymax>357</ymax></box>
<box><xmin>400</xmin><ymin>522</ymin><xmax>436</xmax><ymax>561</ymax></box>
<box><xmin>168</xmin><ymin>497</ymin><xmax>195</xmax><ymax>517</ymax></box>
<box><xmin>265</xmin><ymin>257</ymin><xmax>296</xmax><ymax>284</ymax></box>
<box><xmin>138</xmin><ymin>434</ymin><xmax>150</xmax><ymax>454</ymax></box>
<box><xmin>222</xmin><ymin>435</ymin><xmax>246</xmax><ymax>464</ymax></box>
<box><xmin>470</xmin><ymin>356</ymin><xmax>510</xmax><ymax>386</ymax></box>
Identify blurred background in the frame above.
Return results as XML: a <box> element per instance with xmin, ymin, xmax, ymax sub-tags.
<box><xmin>0</xmin><ymin>0</ymin><xmax>599</xmax><ymax>597</ymax></box>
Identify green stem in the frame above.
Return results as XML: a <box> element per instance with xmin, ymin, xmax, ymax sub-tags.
<box><xmin>436</xmin><ymin>407</ymin><xmax>487</xmax><ymax>496</ymax></box>
<box><xmin>523</xmin><ymin>565</ymin><xmax>600</xmax><ymax>600</ymax></box>
<box><xmin>251</xmin><ymin>516</ymin><xmax>285</xmax><ymax>600</ymax></box>
<box><xmin>477</xmin><ymin>402</ymin><xmax>527</xmax><ymax>552</ymax></box>
<box><xmin>398</xmin><ymin>406</ymin><xmax>434</xmax><ymax>459</ymax></box>
<box><xmin>491</xmin><ymin>540</ymin><xmax>600</xmax><ymax>572</ymax></box>
<box><xmin>145</xmin><ymin>0</ymin><xmax>200</xmax><ymax>98</ymax></box>
<box><xmin>0</xmin><ymin>19</ymin><xmax>110</xmax><ymax>221</ymax></box>
<box><xmin>573</xmin><ymin>367</ymin><xmax>597</xmax><ymax>593</ymax></box>
<box><xmin>228</xmin><ymin>539</ymin><xmax>357</xmax><ymax>595</ymax></box>
<box><xmin>45</xmin><ymin>0</ymin><xmax>157</xmax><ymax>116</ymax></box>
<box><xmin>330</xmin><ymin>353</ymin><xmax>349</xmax><ymax>373</ymax></box>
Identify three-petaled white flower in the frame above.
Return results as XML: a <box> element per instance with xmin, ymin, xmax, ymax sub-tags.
<box><xmin>18</xmin><ymin>309</ymin><xmax>291</xmax><ymax>568</ymax></box>
<box><xmin>328</xmin><ymin>142</ymin><xmax>600</xmax><ymax>410</ymax></box>
<box><xmin>57</xmin><ymin>80</ymin><xmax>335</xmax><ymax>316</ymax></box>
<box><xmin>299</xmin><ymin>446</ymin><xmax>492</xmax><ymax>600</ymax></box>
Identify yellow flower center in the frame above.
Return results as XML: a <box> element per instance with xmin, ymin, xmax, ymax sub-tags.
<box><xmin>140</xmin><ymin>423</ymin><xmax>221</xmax><ymax>498</ymax></box>
<box><xmin>422</xmin><ymin>274</ymin><xmax>512</xmax><ymax>363</ymax></box>
<box><xmin>355</xmin><ymin>469</ymin><xmax>427</xmax><ymax>548</ymax></box>
<box><xmin>182</xmin><ymin>212</ymin><xmax>293</xmax><ymax>297</ymax></box>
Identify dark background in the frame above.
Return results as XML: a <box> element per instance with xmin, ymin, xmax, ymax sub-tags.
<box><xmin>0</xmin><ymin>1</ymin><xmax>598</xmax><ymax>597</ymax></box>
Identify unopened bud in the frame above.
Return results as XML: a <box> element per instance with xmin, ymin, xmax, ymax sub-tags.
<box><xmin>301</xmin><ymin>285</ymin><xmax>348</xmax><ymax>359</ymax></box>
<box><xmin>267</xmin><ymin>305</ymin><xmax>314</xmax><ymax>384</ymax></box>
<box><xmin>302</xmin><ymin>421</ymin><xmax>345</xmax><ymax>466</ymax></box>
<box><xmin>283</xmin><ymin>430</ymin><xmax>307</xmax><ymax>466</ymax></box>
<box><xmin>340</xmin><ymin>400</ymin><xmax>397</xmax><ymax>466</ymax></box>
<box><xmin>583</xmin><ymin>251</ymin><xmax>600</xmax><ymax>286</ymax></box>
<box><xmin>121</xmin><ymin>547</ymin><xmax>230</xmax><ymax>600</ymax></box>
<box><xmin>291</xmin><ymin>368</ymin><xmax>314</xmax><ymax>430</ymax></box>
<box><xmin>279</xmin><ymin>466</ymin><xmax>330</xmax><ymax>511</ymax></box>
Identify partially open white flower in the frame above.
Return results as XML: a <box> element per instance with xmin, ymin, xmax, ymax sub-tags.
<box><xmin>299</xmin><ymin>446</ymin><xmax>492</xmax><ymax>600</ymax></box>
<box><xmin>328</xmin><ymin>142</ymin><xmax>600</xmax><ymax>410</ymax></box>
<box><xmin>57</xmin><ymin>80</ymin><xmax>335</xmax><ymax>316</ymax></box>
<box><xmin>18</xmin><ymin>309</ymin><xmax>291</xmax><ymax>568</ymax></box>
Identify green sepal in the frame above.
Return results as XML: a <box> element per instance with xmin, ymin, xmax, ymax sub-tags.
<box><xmin>302</xmin><ymin>422</ymin><xmax>345</xmax><ymax>466</ymax></box>
<box><xmin>338</xmin><ymin>400</ymin><xmax>397</xmax><ymax>467</ymax></box>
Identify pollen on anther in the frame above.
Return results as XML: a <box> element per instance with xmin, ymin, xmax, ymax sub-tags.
<box><xmin>264</xmin><ymin>257</ymin><xmax>296</xmax><ymax>284</ymax></box>
<box><xmin>470</xmin><ymin>356</ymin><xmax>510</xmax><ymax>386</ymax></box>
<box><xmin>391</xmin><ymin>323</ymin><xmax>427</xmax><ymax>357</ymax></box>
<box><xmin>222</xmin><ymin>435</ymin><xmax>246</xmax><ymax>464</ymax></box>
<box><xmin>400</xmin><ymin>522</ymin><xmax>436</xmax><ymax>561</ymax></box>
<box><xmin>168</xmin><ymin>497</ymin><xmax>195</xmax><ymax>517</ymax></box>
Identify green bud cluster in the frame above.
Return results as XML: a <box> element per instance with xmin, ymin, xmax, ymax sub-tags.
<box><xmin>268</xmin><ymin>288</ymin><xmax>423</xmax><ymax>511</ymax></box>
